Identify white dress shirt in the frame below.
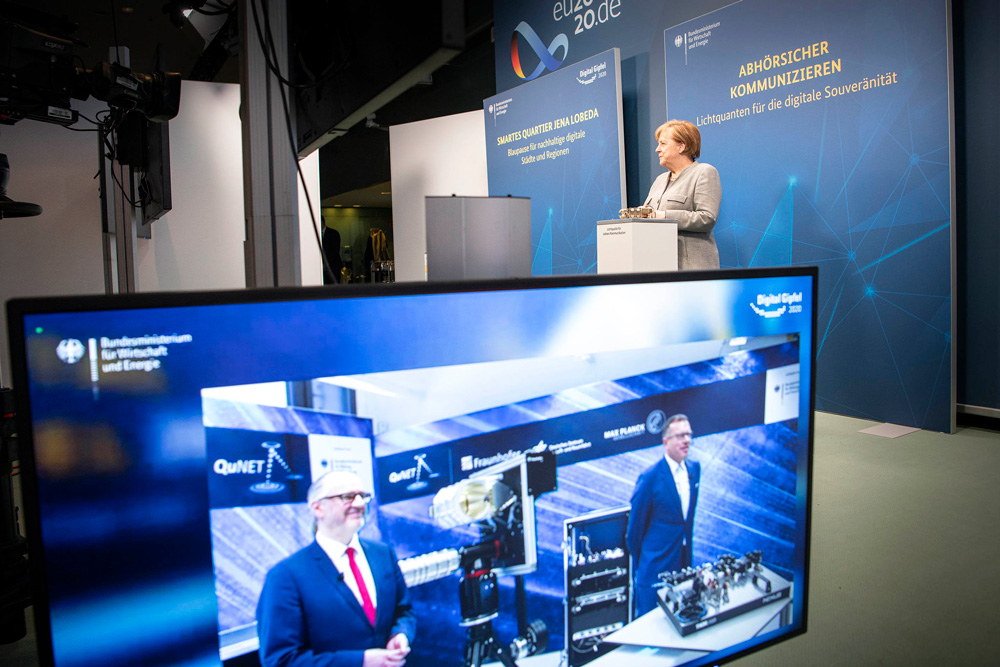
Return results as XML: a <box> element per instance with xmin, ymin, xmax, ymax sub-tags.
<box><xmin>666</xmin><ymin>454</ymin><xmax>690</xmax><ymax>519</ymax></box>
<box><xmin>316</xmin><ymin>531</ymin><xmax>378</xmax><ymax>613</ymax></box>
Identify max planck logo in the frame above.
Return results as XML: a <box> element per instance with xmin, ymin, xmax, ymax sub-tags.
<box><xmin>646</xmin><ymin>409</ymin><xmax>667</xmax><ymax>434</ymax></box>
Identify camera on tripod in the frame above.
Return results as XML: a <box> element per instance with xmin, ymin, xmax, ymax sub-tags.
<box><xmin>397</xmin><ymin>450</ymin><xmax>557</xmax><ymax>667</ymax></box>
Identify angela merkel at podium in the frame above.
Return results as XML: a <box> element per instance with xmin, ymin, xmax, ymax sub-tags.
<box><xmin>638</xmin><ymin>120</ymin><xmax>722</xmax><ymax>270</ymax></box>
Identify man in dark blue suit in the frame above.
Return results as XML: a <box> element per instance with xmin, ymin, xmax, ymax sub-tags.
<box><xmin>626</xmin><ymin>414</ymin><xmax>701</xmax><ymax>617</ymax></box>
<box><xmin>257</xmin><ymin>470</ymin><xmax>416</xmax><ymax>667</ymax></box>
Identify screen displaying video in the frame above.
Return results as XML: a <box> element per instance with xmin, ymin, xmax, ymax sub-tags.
<box><xmin>8</xmin><ymin>269</ymin><xmax>815</xmax><ymax>667</ymax></box>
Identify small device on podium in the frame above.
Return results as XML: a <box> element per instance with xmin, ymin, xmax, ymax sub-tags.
<box><xmin>596</xmin><ymin>217</ymin><xmax>678</xmax><ymax>274</ymax></box>
<box><xmin>619</xmin><ymin>206</ymin><xmax>655</xmax><ymax>219</ymax></box>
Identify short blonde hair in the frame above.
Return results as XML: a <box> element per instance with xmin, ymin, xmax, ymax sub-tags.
<box><xmin>655</xmin><ymin>120</ymin><xmax>701</xmax><ymax>159</ymax></box>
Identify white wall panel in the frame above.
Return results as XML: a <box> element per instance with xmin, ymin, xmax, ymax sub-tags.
<box><xmin>388</xmin><ymin>110</ymin><xmax>488</xmax><ymax>282</ymax></box>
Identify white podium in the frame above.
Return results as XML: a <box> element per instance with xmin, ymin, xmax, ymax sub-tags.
<box><xmin>425</xmin><ymin>196</ymin><xmax>531</xmax><ymax>281</ymax></box>
<box><xmin>596</xmin><ymin>219</ymin><xmax>678</xmax><ymax>274</ymax></box>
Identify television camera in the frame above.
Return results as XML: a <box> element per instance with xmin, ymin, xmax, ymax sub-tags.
<box><xmin>0</xmin><ymin>6</ymin><xmax>181</xmax><ymax>127</ymax></box>
<box><xmin>0</xmin><ymin>4</ymin><xmax>180</xmax><ymax>222</ymax></box>
<box><xmin>397</xmin><ymin>450</ymin><xmax>557</xmax><ymax>667</ymax></box>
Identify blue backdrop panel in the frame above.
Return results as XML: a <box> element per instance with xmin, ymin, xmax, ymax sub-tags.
<box><xmin>662</xmin><ymin>0</ymin><xmax>952</xmax><ymax>431</ymax></box>
<box><xmin>495</xmin><ymin>1</ymin><xmax>736</xmax><ymax>207</ymax></box>
<box><xmin>376</xmin><ymin>343</ymin><xmax>801</xmax><ymax>665</ymax></box>
<box><xmin>485</xmin><ymin>48</ymin><xmax>626</xmax><ymax>275</ymax></box>
<box><xmin>493</xmin><ymin>0</ymin><xmax>954</xmax><ymax>431</ymax></box>
<box><xmin>202</xmin><ymin>404</ymin><xmax>378</xmax><ymax>653</ymax></box>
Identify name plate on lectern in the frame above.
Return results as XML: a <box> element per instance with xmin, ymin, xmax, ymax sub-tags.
<box><xmin>596</xmin><ymin>219</ymin><xmax>678</xmax><ymax>274</ymax></box>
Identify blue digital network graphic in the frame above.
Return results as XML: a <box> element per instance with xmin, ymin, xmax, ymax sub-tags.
<box><xmin>666</xmin><ymin>0</ymin><xmax>952</xmax><ymax>430</ymax></box>
<box><xmin>486</xmin><ymin>49</ymin><xmax>626</xmax><ymax>276</ymax></box>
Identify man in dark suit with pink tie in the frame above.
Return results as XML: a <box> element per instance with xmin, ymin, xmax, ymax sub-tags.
<box><xmin>257</xmin><ymin>470</ymin><xmax>416</xmax><ymax>667</ymax></box>
<box><xmin>626</xmin><ymin>414</ymin><xmax>702</xmax><ymax>617</ymax></box>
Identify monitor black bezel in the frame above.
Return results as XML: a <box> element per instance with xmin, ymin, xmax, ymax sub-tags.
<box><xmin>6</xmin><ymin>266</ymin><xmax>817</xmax><ymax>667</ymax></box>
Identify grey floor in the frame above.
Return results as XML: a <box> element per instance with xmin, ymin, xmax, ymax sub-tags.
<box><xmin>2</xmin><ymin>411</ymin><xmax>999</xmax><ymax>666</ymax></box>
<box><xmin>735</xmin><ymin>412</ymin><xmax>1000</xmax><ymax>666</ymax></box>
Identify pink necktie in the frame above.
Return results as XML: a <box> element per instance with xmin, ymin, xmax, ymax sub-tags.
<box><xmin>346</xmin><ymin>547</ymin><xmax>376</xmax><ymax>626</ymax></box>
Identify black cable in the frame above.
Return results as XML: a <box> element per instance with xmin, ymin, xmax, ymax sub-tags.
<box><xmin>249</xmin><ymin>0</ymin><xmax>360</xmax><ymax>203</ymax></box>
<box><xmin>100</xmin><ymin>121</ymin><xmax>145</xmax><ymax>207</ymax></box>
<box><xmin>106</xmin><ymin>162</ymin><xmax>143</xmax><ymax>206</ymax></box>
<box><xmin>248</xmin><ymin>0</ymin><xmax>300</xmax><ymax>88</ymax></box>
<box><xmin>251</xmin><ymin>0</ymin><xmax>336</xmax><ymax>284</ymax></box>
<box><xmin>105</xmin><ymin>107</ymin><xmax>129</xmax><ymax>134</ymax></box>
<box><xmin>106</xmin><ymin>161</ymin><xmax>144</xmax><ymax>206</ymax></box>
<box><xmin>137</xmin><ymin>171</ymin><xmax>162</xmax><ymax>209</ymax></box>
<box><xmin>248</xmin><ymin>0</ymin><xmax>352</xmax><ymax>90</ymax></box>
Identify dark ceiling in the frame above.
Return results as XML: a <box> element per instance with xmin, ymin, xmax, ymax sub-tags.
<box><xmin>5</xmin><ymin>1</ymin><xmax>236</xmax><ymax>81</ymax></box>
<box><xmin>4</xmin><ymin>1</ymin><xmax>496</xmax><ymax>206</ymax></box>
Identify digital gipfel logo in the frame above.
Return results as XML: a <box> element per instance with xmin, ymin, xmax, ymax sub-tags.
<box><xmin>751</xmin><ymin>291</ymin><xmax>803</xmax><ymax>318</ymax></box>
<box><xmin>511</xmin><ymin>21</ymin><xmax>569</xmax><ymax>81</ymax></box>
<box><xmin>56</xmin><ymin>339</ymin><xmax>86</xmax><ymax>364</ymax></box>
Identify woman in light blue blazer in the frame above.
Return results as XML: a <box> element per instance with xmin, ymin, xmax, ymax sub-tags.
<box><xmin>642</xmin><ymin>120</ymin><xmax>721</xmax><ymax>270</ymax></box>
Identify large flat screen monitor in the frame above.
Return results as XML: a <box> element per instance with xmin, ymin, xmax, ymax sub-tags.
<box><xmin>7</xmin><ymin>268</ymin><xmax>816</xmax><ymax>667</ymax></box>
